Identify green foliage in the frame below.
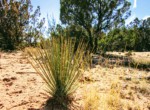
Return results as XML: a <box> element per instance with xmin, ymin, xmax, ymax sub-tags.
<box><xmin>99</xmin><ymin>27</ymin><xmax>129</xmax><ymax>51</ymax></box>
<box><xmin>0</xmin><ymin>0</ymin><xmax>45</xmax><ymax>50</ymax></box>
<box><xmin>27</xmin><ymin>36</ymin><xmax>89</xmax><ymax>109</ymax></box>
<box><xmin>47</xmin><ymin>18</ymin><xmax>89</xmax><ymax>52</ymax></box>
<box><xmin>99</xmin><ymin>17</ymin><xmax>150</xmax><ymax>52</ymax></box>
<box><xmin>60</xmin><ymin>0</ymin><xmax>131</xmax><ymax>52</ymax></box>
<box><xmin>130</xmin><ymin>17</ymin><xmax>150</xmax><ymax>51</ymax></box>
<box><xmin>0</xmin><ymin>0</ymin><xmax>31</xmax><ymax>50</ymax></box>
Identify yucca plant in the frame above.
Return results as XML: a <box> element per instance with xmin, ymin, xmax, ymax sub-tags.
<box><xmin>26</xmin><ymin>36</ymin><xmax>89</xmax><ymax>109</ymax></box>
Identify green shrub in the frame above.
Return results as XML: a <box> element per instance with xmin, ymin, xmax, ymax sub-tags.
<box><xmin>26</xmin><ymin>36</ymin><xmax>89</xmax><ymax>109</ymax></box>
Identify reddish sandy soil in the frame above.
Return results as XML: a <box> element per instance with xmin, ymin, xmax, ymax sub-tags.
<box><xmin>0</xmin><ymin>51</ymin><xmax>48</xmax><ymax>110</ymax></box>
<box><xmin>0</xmin><ymin>51</ymin><xmax>150</xmax><ymax>110</ymax></box>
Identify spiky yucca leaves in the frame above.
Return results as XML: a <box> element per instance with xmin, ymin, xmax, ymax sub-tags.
<box><xmin>26</xmin><ymin>37</ymin><xmax>89</xmax><ymax>109</ymax></box>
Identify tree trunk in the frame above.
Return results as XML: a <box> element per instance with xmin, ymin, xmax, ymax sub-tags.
<box><xmin>94</xmin><ymin>37</ymin><xmax>98</xmax><ymax>53</ymax></box>
<box><xmin>89</xmin><ymin>36</ymin><xmax>93</xmax><ymax>51</ymax></box>
<box><xmin>87</xmin><ymin>29</ymin><xmax>93</xmax><ymax>52</ymax></box>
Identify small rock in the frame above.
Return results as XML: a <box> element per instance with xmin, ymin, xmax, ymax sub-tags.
<box><xmin>0</xmin><ymin>103</ymin><xmax>4</xmax><ymax>109</ymax></box>
<box><xmin>6</xmin><ymin>82</ymin><xmax>13</xmax><ymax>86</ymax></box>
<box><xmin>125</xmin><ymin>77</ymin><xmax>132</xmax><ymax>81</ymax></box>
<box><xmin>11</xmin><ymin>77</ymin><xmax>17</xmax><ymax>80</ymax></box>
<box><xmin>11</xmin><ymin>90</ymin><xmax>22</xmax><ymax>94</ymax></box>
<box><xmin>3</xmin><ymin>78</ymin><xmax>11</xmax><ymax>82</ymax></box>
<box><xmin>85</xmin><ymin>76</ymin><xmax>92</xmax><ymax>81</ymax></box>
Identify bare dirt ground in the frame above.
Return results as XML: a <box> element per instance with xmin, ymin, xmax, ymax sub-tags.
<box><xmin>0</xmin><ymin>51</ymin><xmax>48</xmax><ymax>110</ymax></box>
<box><xmin>0</xmin><ymin>51</ymin><xmax>150</xmax><ymax>110</ymax></box>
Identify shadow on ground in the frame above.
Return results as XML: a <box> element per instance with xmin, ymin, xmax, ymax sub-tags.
<box><xmin>92</xmin><ymin>54</ymin><xmax>150</xmax><ymax>71</ymax></box>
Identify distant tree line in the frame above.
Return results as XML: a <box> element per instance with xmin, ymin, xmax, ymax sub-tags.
<box><xmin>47</xmin><ymin>17</ymin><xmax>150</xmax><ymax>52</ymax></box>
<box><xmin>0</xmin><ymin>0</ymin><xmax>149</xmax><ymax>52</ymax></box>
<box><xmin>99</xmin><ymin>17</ymin><xmax>150</xmax><ymax>52</ymax></box>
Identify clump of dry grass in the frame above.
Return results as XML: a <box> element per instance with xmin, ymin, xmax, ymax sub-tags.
<box><xmin>106</xmin><ymin>81</ymin><xmax>123</xmax><ymax>110</ymax></box>
<box><xmin>137</xmin><ymin>80</ymin><xmax>150</xmax><ymax>95</ymax></box>
<box><xmin>86</xmin><ymin>77</ymin><xmax>147</xmax><ymax>109</ymax></box>
<box><xmin>83</xmin><ymin>86</ymin><xmax>100</xmax><ymax>110</ymax></box>
<box><xmin>82</xmin><ymin>80</ymin><xmax>124</xmax><ymax>110</ymax></box>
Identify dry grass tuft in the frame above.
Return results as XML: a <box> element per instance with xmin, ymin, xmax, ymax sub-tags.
<box><xmin>83</xmin><ymin>86</ymin><xmax>100</xmax><ymax>110</ymax></box>
<box><xmin>137</xmin><ymin>80</ymin><xmax>150</xmax><ymax>95</ymax></box>
<box><xmin>106</xmin><ymin>81</ymin><xmax>123</xmax><ymax>110</ymax></box>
